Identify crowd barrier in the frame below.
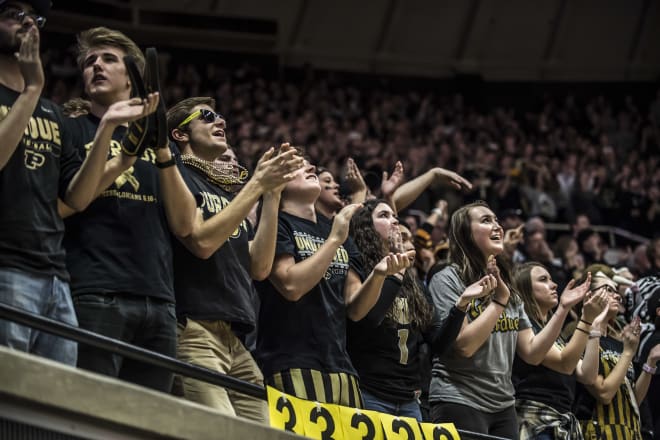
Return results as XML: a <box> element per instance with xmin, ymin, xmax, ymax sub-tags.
<box><xmin>0</xmin><ymin>301</ymin><xmax>511</xmax><ymax>440</ymax></box>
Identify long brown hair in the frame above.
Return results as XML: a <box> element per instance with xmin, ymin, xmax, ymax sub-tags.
<box><xmin>447</xmin><ymin>200</ymin><xmax>519</xmax><ymax>303</ymax></box>
<box><xmin>350</xmin><ymin>199</ymin><xmax>433</xmax><ymax>330</ymax></box>
<box><xmin>513</xmin><ymin>262</ymin><xmax>547</xmax><ymax>324</ymax></box>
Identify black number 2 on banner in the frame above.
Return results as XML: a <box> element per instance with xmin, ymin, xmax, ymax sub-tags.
<box><xmin>392</xmin><ymin>418</ymin><xmax>415</xmax><ymax>439</ymax></box>
<box><xmin>433</xmin><ymin>426</ymin><xmax>457</xmax><ymax>440</ymax></box>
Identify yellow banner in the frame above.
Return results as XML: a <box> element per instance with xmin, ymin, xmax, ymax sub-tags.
<box><xmin>267</xmin><ymin>386</ymin><xmax>462</xmax><ymax>439</ymax></box>
<box><xmin>420</xmin><ymin>423</ymin><xmax>461</xmax><ymax>440</ymax></box>
<box><xmin>338</xmin><ymin>406</ymin><xmax>384</xmax><ymax>440</ymax></box>
<box><xmin>298</xmin><ymin>399</ymin><xmax>345</xmax><ymax>440</ymax></box>
<box><xmin>267</xmin><ymin>386</ymin><xmax>305</xmax><ymax>435</ymax></box>
<box><xmin>379</xmin><ymin>413</ymin><xmax>424</xmax><ymax>440</ymax></box>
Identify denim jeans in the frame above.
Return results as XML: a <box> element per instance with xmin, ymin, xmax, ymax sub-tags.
<box><xmin>73</xmin><ymin>292</ymin><xmax>176</xmax><ymax>393</ymax></box>
<box><xmin>362</xmin><ymin>389</ymin><xmax>423</xmax><ymax>421</ymax></box>
<box><xmin>0</xmin><ymin>268</ymin><xmax>78</xmax><ymax>365</ymax></box>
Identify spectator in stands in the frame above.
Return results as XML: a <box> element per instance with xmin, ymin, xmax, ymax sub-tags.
<box><xmin>512</xmin><ymin>262</ymin><xmax>606</xmax><ymax>439</ymax></box>
<box><xmin>347</xmin><ymin>200</ymin><xmax>490</xmax><ymax>421</ymax></box>
<box><xmin>553</xmin><ymin>234</ymin><xmax>585</xmax><ymax>282</ymax></box>
<box><xmin>572</xmin><ymin>213</ymin><xmax>592</xmax><ymax>238</ymax></box>
<box><xmin>644</xmin><ymin>237</ymin><xmax>660</xmax><ymax>278</ymax></box>
<box><xmin>315</xmin><ymin>166</ymin><xmax>348</xmax><ymax>219</ymax></box>
<box><xmin>576</xmin><ymin>228</ymin><xmax>606</xmax><ymax>267</ymax></box>
<box><xmin>166</xmin><ymin>97</ymin><xmax>302</xmax><ymax>421</ymax></box>
<box><xmin>427</xmin><ymin>201</ymin><xmax>583</xmax><ymax>438</ymax></box>
<box><xmin>0</xmin><ymin>2</ymin><xmax>152</xmax><ymax>365</ymax></box>
<box><xmin>573</xmin><ymin>272</ymin><xmax>657</xmax><ymax>439</ymax></box>
<box><xmin>256</xmin><ymin>157</ymin><xmax>412</xmax><ymax>407</ymax></box>
<box><xmin>521</xmin><ymin>218</ymin><xmax>569</xmax><ymax>290</ymax></box>
<box><xmin>63</xmin><ymin>27</ymin><xmax>194</xmax><ymax>392</ymax></box>
<box><xmin>636</xmin><ymin>288</ymin><xmax>660</xmax><ymax>437</ymax></box>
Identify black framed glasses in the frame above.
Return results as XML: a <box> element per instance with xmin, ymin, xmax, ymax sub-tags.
<box><xmin>591</xmin><ymin>284</ymin><xmax>618</xmax><ymax>295</ymax></box>
<box><xmin>177</xmin><ymin>109</ymin><xmax>224</xmax><ymax>128</ymax></box>
<box><xmin>0</xmin><ymin>6</ymin><xmax>46</xmax><ymax>28</ymax></box>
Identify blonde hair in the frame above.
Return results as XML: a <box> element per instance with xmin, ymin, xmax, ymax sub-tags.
<box><xmin>76</xmin><ymin>27</ymin><xmax>145</xmax><ymax>74</ymax></box>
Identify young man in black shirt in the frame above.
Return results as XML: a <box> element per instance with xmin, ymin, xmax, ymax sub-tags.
<box><xmin>0</xmin><ymin>2</ymin><xmax>155</xmax><ymax>365</ymax></box>
<box><xmin>63</xmin><ymin>27</ymin><xmax>196</xmax><ymax>392</ymax></box>
<box><xmin>167</xmin><ymin>97</ymin><xmax>302</xmax><ymax>422</ymax></box>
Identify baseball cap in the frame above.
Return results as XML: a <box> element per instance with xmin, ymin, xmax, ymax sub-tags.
<box><xmin>0</xmin><ymin>0</ymin><xmax>52</xmax><ymax>17</ymax></box>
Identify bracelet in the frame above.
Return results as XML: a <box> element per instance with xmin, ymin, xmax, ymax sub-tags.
<box><xmin>155</xmin><ymin>157</ymin><xmax>177</xmax><ymax>169</ymax></box>
<box><xmin>588</xmin><ymin>330</ymin><xmax>601</xmax><ymax>339</ymax></box>
<box><xmin>642</xmin><ymin>363</ymin><xmax>657</xmax><ymax>374</ymax></box>
<box><xmin>491</xmin><ymin>298</ymin><xmax>508</xmax><ymax>308</ymax></box>
<box><xmin>575</xmin><ymin>327</ymin><xmax>589</xmax><ymax>336</ymax></box>
<box><xmin>580</xmin><ymin>318</ymin><xmax>593</xmax><ymax>326</ymax></box>
<box><xmin>455</xmin><ymin>302</ymin><xmax>469</xmax><ymax>313</ymax></box>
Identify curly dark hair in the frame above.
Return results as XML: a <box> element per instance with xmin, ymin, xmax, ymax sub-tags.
<box><xmin>350</xmin><ymin>199</ymin><xmax>433</xmax><ymax>330</ymax></box>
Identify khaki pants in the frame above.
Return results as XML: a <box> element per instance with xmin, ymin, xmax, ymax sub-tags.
<box><xmin>177</xmin><ymin>319</ymin><xmax>268</xmax><ymax>424</ymax></box>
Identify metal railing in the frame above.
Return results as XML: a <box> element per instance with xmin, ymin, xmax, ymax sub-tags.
<box><xmin>0</xmin><ymin>302</ymin><xmax>510</xmax><ymax>440</ymax></box>
<box><xmin>545</xmin><ymin>222</ymin><xmax>650</xmax><ymax>248</ymax></box>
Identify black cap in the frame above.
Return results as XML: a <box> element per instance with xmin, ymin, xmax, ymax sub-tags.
<box><xmin>0</xmin><ymin>0</ymin><xmax>52</xmax><ymax>17</ymax></box>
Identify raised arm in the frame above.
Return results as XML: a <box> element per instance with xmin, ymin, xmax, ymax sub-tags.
<box><xmin>248</xmin><ymin>186</ymin><xmax>283</xmax><ymax>280</ymax></box>
<box><xmin>0</xmin><ymin>27</ymin><xmax>43</xmax><ymax>171</ymax></box>
<box><xmin>380</xmin><ymin>161</ymin><xmax>404</xmax><ymax>212</ymax></box>
<box><xmin>576</xmin><ymin>302</ymin><xmax>610</xmax><ymax>385</ymax></box>
<box><xmin>541</xmin><ymin>278</ymin><xmax>604</xmax><ymax>375</ymax></box>
<box><xmin>517</xmin><ymin>276</ymin><xmax>590</xmax><ymax>365</ymax></box>
<box><xmin>344</xmin><ymin>251</ymin><xmax>414</xmax><ymax>321</ymax></box>
<box><xmin>586</xmin><ymin>319</ymin><xmax>640</xmax><ymax>405</ymax></box>
<box><xmin>179</xmin><ymin>146</ymin><xmax>302</xmax><ymax>259</ymax></box>
<box><xmin>392</xmin><ymin>167</ymin><xmax>472</xmax><ymax>212</ymax></box>
<box><xmin>634</xmin><ymin>342</ymin><xmax>660</xmax><ymax>404</ymax></box>
<box><xmin>268</xmin><ymin>203</ymin><xmax>361</xmax><ymax>301</ymax></box>
<box><xmin>58</xmin><ymin>96</ymin><xmax>163</xmax><ymax>217</ymax></box>
<box><xmin>427</xmin><ymin>273</ymin><xmax>493</xmax><ymax>357</ymax></box>
<box><xmin>154</xmin><ymin>145</ymin><xmax>196</xmax><ymax>237</ymax></box>
<box><xmin>451</xmin><ymin>275</ymin><xmax>508</xmax><ymax>358</ymax></box>
<box><xmin>343</xmin><ymin>158</ymin><xmax>368</xmax><ymax>204</ymax></box>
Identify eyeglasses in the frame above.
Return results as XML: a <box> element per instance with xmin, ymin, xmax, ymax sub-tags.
<box><xmin>177</xmin><ymin>109</ymin><xmax>224</xmax><ymax>128</ymax></box>
<box><xmin>0</xmin><ymin>6</ymin><xmax>46</xmax><ymax>29</ymax></box>
<box><xmin>591</xmin><ymin>284</ymin><xmax>618</xmax><ymax>295</ymax></box>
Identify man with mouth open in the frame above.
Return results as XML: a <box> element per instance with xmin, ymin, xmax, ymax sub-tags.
<box><xmin>62</xmin><ymin>27</ymin><xmax>197</xmax><ymax>393</ymax></box>
<box><xmin>166</xmin><ymin>96</ymin><xmax>303</xmax><ymax>422</ymax></box>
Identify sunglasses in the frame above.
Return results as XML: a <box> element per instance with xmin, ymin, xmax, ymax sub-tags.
<box><xmin>0</xmin><ymin>6</ymin><xmax>46</xmax><ymax>28</ymax></box>
<box><xmin>177</xmin><ymin>109</ymin><xmax>224</xmax><ymax>128</ymax></box>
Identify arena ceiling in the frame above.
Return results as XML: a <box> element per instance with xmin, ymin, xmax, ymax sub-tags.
<box><xmin>50</xmin><ymin>0</ymin><xmax>660</xmax><ymax>81</ymax></box>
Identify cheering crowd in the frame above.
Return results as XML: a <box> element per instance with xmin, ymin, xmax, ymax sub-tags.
<box><xmin>1</xmin><ymin>1</ymin><xmax>660</xmax><ymax>439</ymax></box>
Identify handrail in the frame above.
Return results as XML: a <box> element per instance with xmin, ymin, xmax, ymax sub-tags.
<box><xmin>544</xmin><ymin>223</ymin><xmax>650</xmax><ymax>247</ymax></box>
<box><xmin>0</xmin><ymin>301</ymin><xmax>511</xmax><ymax>440</ymax></box>
<box><xmin>0</xmin><ymin>302</ymin><xmax>266</xmax><ymax>400</ymax></box>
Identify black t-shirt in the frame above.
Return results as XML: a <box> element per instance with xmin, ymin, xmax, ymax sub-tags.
<box><xmin>256</xmin><ymin>211</ymin><xmax>363</xmax><ymax>378</ymax></box>
<box><xmin>0</xmin><ymin>85</ymin><xmax>81</xmax><ymax>280</ymax></box>
<box><xmin>347</xmin><ymin>282</ymin><xmax>425</xmax><ymax>402</ymax></box>
<box><xmin>63</xmin><ymin>114</ymin><xmax>173</xmax><ymax>300</ymax></box>
<box><xmin>173</xmin><ymin>165</ymin><xmax>257</xmax><ymax>333</ymax></box>
<box><xmin>513</xmin><ymin>321</ymin><xmax>576</xmax><ymax>413</ymax></box>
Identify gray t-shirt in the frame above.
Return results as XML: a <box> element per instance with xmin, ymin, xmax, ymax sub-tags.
<box><xmin>428</xmin><ymin>265</ymin><xmax>531</xmax><ymax>413</ymax></box>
